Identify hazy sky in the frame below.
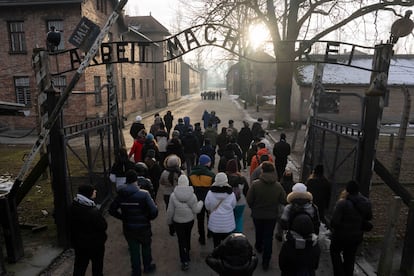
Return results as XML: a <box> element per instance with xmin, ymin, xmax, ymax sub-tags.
<box><xmin>125</xmin><ymin>0</ymin><xmax>178</xmax><ymax>29</ymax></box>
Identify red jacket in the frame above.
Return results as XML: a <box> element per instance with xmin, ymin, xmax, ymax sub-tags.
<box><xmin>249</xmin><ymin>148</ymin><xmax>273</xmax><ymax>175</ymax></box>
<box><xmin>129</xmin><ymin>139</ymin><xmax>144</xmax><ymax>163</ymax></box>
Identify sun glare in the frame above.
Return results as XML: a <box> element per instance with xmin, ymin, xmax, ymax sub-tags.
<box><xmin>248</xmin><ymin>23</ymin><xmax>270</xmax><ymax>49</ymax></box>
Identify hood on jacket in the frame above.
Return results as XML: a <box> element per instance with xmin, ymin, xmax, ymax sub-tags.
<box><xmin>174</xmin><ymin>185</ymin><xmax>195</xmax><ymax>202</ymax></box>
<box><xmin>117</xmin><ymin>183</ymin><xmax>140</xmax><ymax>197</ymax></box>
<box><xmin>258</xmin><ymin>171</ymin><xmax>278</xmax><ymax>185</ymax></box>
<box><xmin>184</xmin><ymin>116</ymin><xmax>190</xmax><ymax>126</ymax></box>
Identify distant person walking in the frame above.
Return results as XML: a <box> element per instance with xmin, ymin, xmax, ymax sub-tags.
<box><xmin>246</xmin><ymin>162</ymin><xmax>286</xmax><ymax>270</ymax></box>
<box><xmin>167</xmin><ymin>175</ymin><xmax>203</xmax><ymax>271</ymax></box>
<box><xmin>306</xmin><ymin>164</ymin><xmax>332</xmax><ymax>225</ymax></box>
<box><xmin>272</xmin><ymin>133</ymin><xmax>291</xmax><ymax>181</ymax></box>
<box><xmin>109</xmin><ymin>170</ymin><xmax>158</xmax><ymax>276</ymax></box>
<box><xmin>130</xmin><ymin>115</ymin><xmax>145</xmax><ymax>140</ymax></box>
<box><xmin>237</xmin><ymin>121</ymin><xmax>253</xmax><ymax>170</ymax></box>
<box><xmin>251</xmin><ymin>118</ymin><xmax>264</xmax><ymax>139</ymax></box>
<box><xmin>202</xmin><ymin>110</ymin><xmax>210</xmax><ymax>130</ymax></box>
<box><xmin>71</xmin><ymin>184</ymin><xmax>107</xmax><ymax>276</ymax></box>
<box><xmin>163</xmin><ymin>111</ymin><xmax>174</xmax><ymax>138</ymax></box>
<box><xmin>330</xmin><ymin>180</ymin><xmax>373</xmax><ymax>276</ymax></box>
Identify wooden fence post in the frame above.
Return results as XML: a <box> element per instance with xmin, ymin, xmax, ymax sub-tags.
<box><xmin>378</xmin><ymin>196</ymin><xmax>402</xmax><ymax>276</ymax></box>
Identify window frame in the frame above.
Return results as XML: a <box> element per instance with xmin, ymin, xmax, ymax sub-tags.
<box><xmin>8</xmin><ymin>21</ymin><xmax>26</xmax><ymax>53</ymax></box>
<box><xmin>14</xmin><ymin>76</ymin><xmax>31</xmax><ymax>106</ymax></box>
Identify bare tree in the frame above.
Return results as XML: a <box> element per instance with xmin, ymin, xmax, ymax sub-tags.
<box><xmin>182</xmin><ymin>0</ymin><xmax>414</xmax><ymax>127</ymax></box>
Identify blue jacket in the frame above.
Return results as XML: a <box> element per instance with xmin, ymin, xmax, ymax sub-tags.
<box><xmin>109</xmin><ymin>184</ymin><xmax>158</xmax><ymax>237</ymax></box>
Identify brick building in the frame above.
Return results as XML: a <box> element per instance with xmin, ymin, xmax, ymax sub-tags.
<box><xmin>181</xmin><ymin>61</ymin><xmax>201</xmax><ymax>96</ymax></box>
<box><xmin>0</xmin><ymin>1</ymin><xmax>192</xmax><ymax>130</ymax></box>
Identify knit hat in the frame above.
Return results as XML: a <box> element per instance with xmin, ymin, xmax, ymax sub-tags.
<box><xmin>287</xmin><ymin>182</ymin><xmax>313</xmax><ymax>203</ymax></box>
<box><xmin>178</xmin><ymin>118</ymin><xmax>184</xmax><ymax>123</ymax></box>
<box><xmin>177</xmin><ymin>175</ymin><xmax>189</xmax><ymax>186</ymax></box>
<box><xmin>164</xmin><ymin>154</ymin><xmax>181</xmax><ymax>168</ymax></box>
<box><xmin>229</xmin><ymin>119</ymin><xmax>234</xmax><ymax>125</ymax></box>
<box><xmin>135</xmin><ymin>115</ymin><xmax>142</xmax><ymax>122</ymax></box>
<box><xmin>78</xmin><ymin>184</ymin><xmax>95</xmax><ymax>199</ymax></box>
<box><xmin>226</xmin><ymin>159</ymin><xmax>238</xmax><ymax>174</ymax></box>
<box><xmin>146</xmin><ymin>133</ymin><xmax>154</xmax><ymax>141</ymax></box>
<box><xmin>280</xmin><ymin>133</ymin><xmax>286</xmax><ymax>140</ymax></box>
<box><xmin>213</xmin><ymin>172</ymin><xmax>229</xmax><ymax>187</ymax></box>
<box><xmin>292</xmin><ymin>183</ymin><xmax>307</xmax><ymax>193</ymax></box>
<box><xmin>125</xmin><ymin>169</ymin><xmax>137</xmax><ymax>184</ymax></box>
<box><xmin>258</xmin><ymin>118</ymin><xmax>263</xmax><ymax>122</ymax></box>
<box><xmin>199</xmin><ymin>154</ymin><xmax>211</xmax><ymax>166</ymax></box>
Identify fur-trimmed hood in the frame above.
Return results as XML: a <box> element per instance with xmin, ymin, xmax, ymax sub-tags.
<box><xmin>287</xmin><ymin>190</ymin><xmax>313</xmax><ymax>204</ymax></box>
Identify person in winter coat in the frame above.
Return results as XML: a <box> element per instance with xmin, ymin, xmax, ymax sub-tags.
<box><xmin>141</xmin><ymin>133</ymin><xmax>160</xmax><ymax>162</ymax></box>
<box><xmin>204</xmin><ymin>123</ymin><xmax>218</xmax><ymax>150</ymax></box>
<box><xmin>163</xmin><ymin>111</ymin><xmax>174</xmax><ymax>138</ymax></box>
<box><xmin>166</xmin><ymin>130</ymin><xmax>185</xmax><ymax>164</ymax></box>
<box><xmin>208</xmin><ymin>110</ymin><xmax>221</xmax><ymax>130</ymax></box>
<box><xmin>149</xmin><ymin>115</ymin><xmax>162</xmax><ymax>136</ymax></box>
<box><xmin>199</xmin><ymin>138</ymin><xmax>216</xmax><ymax>169</ymax></box>
<box><xmin>155</xmin><ymin>123</ymin><xmax>168</xmax><ymax>167</ymax></box>
<box><xmin>167</xmin><ymin>175</ymin><xmax>203</xmax><ymax>271</ymax></box>
<box><xmin>109</xmin><ymin>170</ymin><xmax>158</xmax><ymax>276</ymax></box>
<box><xmin>216</xmin><ymin>127</ymin><xmax>229</xmax><ymax>157</ymax></box>
<box><xmin>189</xmin><ymin>155</ymin><xmax>216</xmax><ymax>245</ymax></box>
<box><xmin>174</xmin><ymin>118</ymin><xmax>187</xmax><ymax>140</ymax></box>
<box><xmin>159</xmin><ymin>154</ymin><xmax>184</xmax><ymax>235</ymax></box>
<box><xmin>249</xmin><ymin>142</ymin><xmax>273</xmax><ymax>175</ymax></box>
<box><xmin>237</xmin><ymin>121</ymin><xmax>253</xmax><ymax>170</ymax></box>
<box><xmin>129</xmin><ymin>129</ymin><xmax>147</xmax><ymax>163</ymax></box>
<box><xmin>272</xmin><ymin>133</ymin><xmax>291</xmax><ymax>181</ymax></box>
<box><xmin>251</xmin><ymin>118</ymin><xmax>264</xmax><ymax>139</ymax></box>
<box><xmin>225</xmin><ymin>159</ymin><xmax>249</xmax><ymax>233</ymax></box>
<box><xmin>193</xmin><ymin>122</ymin><xmax>204</xmax><ymax>149</ymax></box>
<box><xmin>110</xmin><ymin>148</ymin><xmax>136</xmax><ymax>190</ymax></box>
<box><xmin>227</xmin><ymin>119</ymin><xmax>238</xmax><ymax>141</ymax></box>
<box><xmin>250</xmin><ymin>154</ymin><xmax>270</xmax><ymax>184</ymax></box>
<box><xmin>330</xmin><ymin>180</ymin><xmax>373</xmax><ymax>276</ymax></box>
<box><xmin>218</xmin><ymin>143</ymin><xmax>242</xmax><ymax>173</ymax></box>
<box><xmin>143</xmin><ymin>150</ymin><xmax>162</xmax><ymax>199</ymax></box>
<box><xmin>206</xmin><ymin>233</ymin><xmax>258</xmax><ymax>276</ymax></box>
<box><xmin>130</xmin><ymin>115</ymin><xmax>145</xmax><ymax>139</ymax></box>
<box><xmin>202</xmin><ymin>110</ymin><xmax>210</xmax><ymax>129</ymax></box>
<box><xmin>279</xmin><ymin>183</ymin><xmax>321</xmax><ymax>276</ymax></box>
<box><xmin>181</xmin><ymin>126</ymin><xmax>200</xmax><ymax>175</ymax></box>
<box><xmin>280</xmin><ymin>170</ymin><xmax>295</xmax><ymax>195</ymax></box>
<box><xmin>246</xmin><ymin>162</ymin><xmax>286</xmax><ymax>270</ymax></box>
<box><xmin>134</xmin><ymin>162</ymin><xmax>156</xmax><ymax>201</ymax></box>
<box><xmin>71</xmin><ymin>184</ymin><xmax>107</xmax><ymax>276</ymax></box>
<box><xmin>205</xmin><ymin>172</ymin><xmax>237</xmax><ymax>247</ymax></box>
<box><xmin>306</xmin><ymin>164</ymin><xmax>332</xmax><ymax>225</ymax></box>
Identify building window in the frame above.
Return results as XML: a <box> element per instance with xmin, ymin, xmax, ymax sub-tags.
<box><xmin>8</xmin><ymin>21</ymin><xmax>26</xmax><ymax>53</ymax></box>
<box><xmin>122</xmin><ymin>77</ymin><xmax>127</xmax><ymax>101</ymax></box>
<box><xmin>131</xmin><ymin>78</ymin><xmax>136</xmax><ymax>99</ymax></box>
<box><xmin>94</xmin><ymin>76</ymin><xmax>102</xmax><ymax>105</ymax></box>
<box><xmin>139</xmin><ymin>79</ymin><xmax>143</xmax><ymax>98</ymax></box>
<box><xmin>97</xmin><ymin>0</ymin><xmax>107</xmax><ymax>14</ymax></box>
<box><xmin>146</xmin><ymin>79</ymin><xmax>150</xmax><ymax>97</ymax></box>
<box><xmin>14</xmin><ymin>77</ymin><xmax>31</xmax><ymax>105</ymax></box>
<box><xmin>47</xmin><ymin>20</ymin><xmax>64</xmax><ymax>50</ymax></box>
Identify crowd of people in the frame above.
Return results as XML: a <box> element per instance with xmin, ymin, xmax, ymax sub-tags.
<box><xmin>69</xmin><ymin>109</ymin><xmax>373</xmax><ymax>276</ymax></box>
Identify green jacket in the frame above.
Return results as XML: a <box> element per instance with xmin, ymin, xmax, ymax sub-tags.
<box><xmin>247</xmin><ymin>172</ymin><xmax>287</xmax><ymax>219</ymax></box>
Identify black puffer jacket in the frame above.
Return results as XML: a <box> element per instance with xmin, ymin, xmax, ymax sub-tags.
<box><xmin>109</xmin><ymin>184</ymin><xmax>158</xmax><ymax>240</ymax></box>
<box><xmin>70</xmin><ymin>197</ymin><xmax>107</xmax><ymax>250</ymax></box>
<box><xmin>330</xmin><ymin>193</ymin><xmax>372</xmax><ymax>239</ymax></box>
<box><xmin>206</xmin><ymin>233</ymin><xmax>258</xmax><ymax>276</ymax></box>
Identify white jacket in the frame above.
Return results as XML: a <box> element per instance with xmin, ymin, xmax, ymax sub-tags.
<box><xmin>167</xmin><ymin>185</ymin><xmax>203</xmax><ymax>224</ymax></box>
<box><xmin>205</xmin><ymin>190</ymin><xmax>236</xmax><ymax>233</ymax></box>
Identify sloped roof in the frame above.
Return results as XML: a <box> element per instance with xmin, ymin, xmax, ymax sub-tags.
<box><xmin>0</xmin><ymin>0</ymin><xmax>82</xmax><ymax>6</ymax></box>
<box><xmin>125</xmin><ymin>15</ymin><xmax>170</xmax><ymax>36</ymax></box>
<box><xmin>297</xmin><ymin>55</ymin><xmax>414</xmax><ymax>86</ymax></box>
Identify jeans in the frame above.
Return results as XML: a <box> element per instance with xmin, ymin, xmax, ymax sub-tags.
<box><xmin>73</xmin><ymin>246</ymin><xmax>105</xmax><ymax>276</ymax></box>
<box><xmin>174</xmin><ymin>220</ymin><xmax>194</xmax><ymax>263</ymax></box>
<box><xmin>197</xmin><ymin>205</ymin><xmax>208</xmax><ymax>240</ymax></box>
<box><xmin>233</xmin><ymin>205</ymin><xmax>245</xmax><ymax>233</ymax></box>
<box><xmin>330</xmin><ymin>235</ymin><xmax>362</xmax><ymax>276</ymax></box>
<box><xmin>126</xmin><ymin>238</ymin><xmax>153</xmax><ymax>276</ymax></box>
<box><xmin>253</xmin><ymin>218</ymin><xmax>277</xmax><ymax>264</ymax></box>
